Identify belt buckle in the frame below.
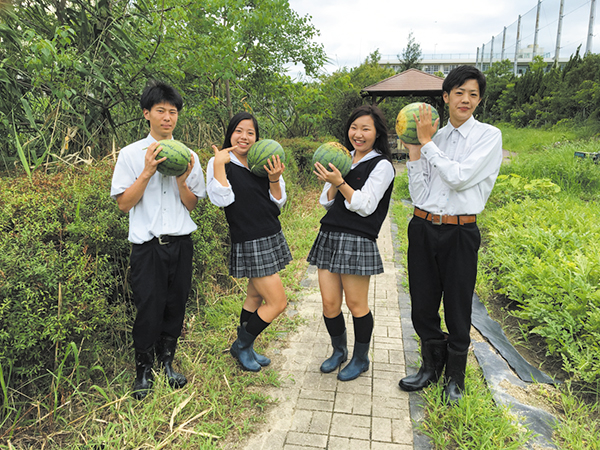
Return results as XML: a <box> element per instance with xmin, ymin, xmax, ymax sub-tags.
<box><xmin>158</xmin><ymin>235</ymin><xmax>169</xmax><ymax>245</ymax></box>
<box><xmin>431</xmin><ymin>214</ymin><xmax>443</xmax><ymax>225</ymax></box>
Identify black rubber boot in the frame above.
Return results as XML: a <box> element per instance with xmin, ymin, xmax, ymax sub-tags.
<box><xmin>230</xmin><ymin>324</ymin><xmax>261</xmax><ymax>372</ymax></box>
<box><xmin>337</xmin><ymin>341</ymin><xmax>370</xmax><ymax>381</ymax></box>
<box><xmin>443</xmin><ymin>347</ymin><xmax>468</xmax><ymax>405</ymax></box>
<box><xmin>132</xmin><ymin>349</ymin><xmax>154</xmax><ymax>400</ymax></box>
<box><xmin>399</xmin><ymin>338</ymin><xmax>448</xmax><ymax>392</ymax></box>
<box><xmin>320</xmin><ymin>330</ymin><xmax>348</xmax><ymax>373</ymax></box>
<box><xmin>240</xmin><ymin>324</ymin><xmax>271</xmax><ymax>367</ymax></box>
<box><xmin>156</xmin><ymin>335</ymin><xmax>188</xmax><ymax>389</ymax></box>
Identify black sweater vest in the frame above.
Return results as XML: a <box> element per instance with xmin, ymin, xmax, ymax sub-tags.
<box><xmin>224</xmin><ymin>163</ymin><xmax>281</xmax><ymax>243</ymax></box>
<box><xmin>320</xmin><ymin>155</ymin><xmax>394</xmax><ymax>241</ymax></box>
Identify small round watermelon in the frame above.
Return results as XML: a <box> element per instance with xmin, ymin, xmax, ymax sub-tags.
<box><xmin>247</xmin><ymin>139</ymin><xmax>285</xmax><ymax>177</ymax></box>
<box><xmin>312</xmin><ymin>142</ymin><xmax>352</xmax><ymax>177</ymax></box>
<box><xmin>155</xmin><ymin>140</ymin><xmax>192</xmax><ymax>176</ymax></box>
<box><xmin>395</xmin><ymin>102</ymin><xmax>440</xmax><ymax>145</ymax></box>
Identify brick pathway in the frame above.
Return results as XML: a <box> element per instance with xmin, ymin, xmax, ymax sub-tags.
<box><xmin>227</xmin><ymin>214</ymin><xmax>413</xmax><ymax>449</ymax></box>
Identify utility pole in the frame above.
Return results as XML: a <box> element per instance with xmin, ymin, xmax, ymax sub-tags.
<box><xmin>533</xmin><ymin>0</ymin><xmax>541</xmax><ymax>59</ymax></box>
<box><xmin>501</xmin><ymin>27</ymin><xmax>507</xmax><ymax>61</ymax></box>
<box><xmin>554</xmin><ymin>0</ymin><xmax>565</xmax><ymax>66</ymax></box>
<box><xmin>586</xmin><ymin>0</ymin><xmax>596</xmax><ymax>55</ymax></box>
<box><xmin>514</xmin><ymin>15</ymin><xmax>521</xmax><ymax>75</ymax></box>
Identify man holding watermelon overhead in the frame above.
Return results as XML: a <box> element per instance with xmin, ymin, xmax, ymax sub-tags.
<box><xmin>110</xmin><ymin>80</ymin><xmax>206</xmax><ymax>400</ymax></box>
<box><xmin>398</xmin><ymin>66</ymin><xmax>503</xmax><ymax>404</ymax></box>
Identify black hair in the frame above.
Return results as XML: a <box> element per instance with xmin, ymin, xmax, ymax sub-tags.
<box><xmin>343</xmin><ymin>104</ymin><xmax>392</xmax><ymax>161</ymax></box>
<box><xmin>222</xmin><ymin>112</ymin><xmax>260</xmax><ymax>149</ymax></box>
<box><xmin>442</xmin><ymin>65</ymin><xmax>487</xmax><ymax>98</ymax></box>
<box><xmin>140</xmin><ymin>80</ymin><xmax>184</xmax><ymax>112</ymax></box>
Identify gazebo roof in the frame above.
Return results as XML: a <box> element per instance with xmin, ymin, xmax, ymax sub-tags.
<box><xmin>361</xmin><ymin>68</ymin><xmax>444</xmax><ymax>98</ymax></box>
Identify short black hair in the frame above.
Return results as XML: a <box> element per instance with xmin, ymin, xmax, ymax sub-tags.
<box><xmin>344</xmin><ymin>104</ymin><xmax>392</xmax><ymax>161</ymax></box>
<box><xmin>140</xmin><ymin>80</ymin><xmax>183</xmax><ymax>112</ymax></box>
<box><xmin>442</xmin><ymin>65</ymin><xmax>487</xmax><ymax>98</ymax></box>
<box><xmin>223</xmin><ymin>112</ymin><xmax>260</xmax><ymax>149</ymax></box>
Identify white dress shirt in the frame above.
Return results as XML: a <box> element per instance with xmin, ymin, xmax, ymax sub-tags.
<box><xmin>406</xmin><ymin>116</ymin><xmax>502</xmax><ymax>215</ymax></box>
<box><xmin>206</xmin><ymin>152</ymin><xmax>287</xmax><ymax>209</ymax></box>
<box><xmin>110</xmin><ymin>134</ymin><xmax>206</xmax><ymax>244</ymax></box>
<box><xmin>319</xmin><ymin>150</ymin><xmax>395</xmax><ymax>217</ymax></box>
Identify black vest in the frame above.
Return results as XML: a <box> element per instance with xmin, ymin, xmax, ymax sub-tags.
<box><xmin>224</xmin><ymin>163</ymin><xmax>281</xmax><ymax>243</ymax></box>
<box><xmin>320</xmin><ymin>155</ymin><xmax>394</xmax><ymax>241</ymax></box>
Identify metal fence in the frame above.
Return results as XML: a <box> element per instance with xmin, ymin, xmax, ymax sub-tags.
<box><xmin>478</xmin><ymin>0</ymin><xmax>598</xmax><ymax>73</ymax></box>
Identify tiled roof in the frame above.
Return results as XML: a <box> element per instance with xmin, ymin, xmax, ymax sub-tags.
<box><xmin>361</xmin><ymin>68</ymin><xmax>444</xmax><ymax>96</ymax></box>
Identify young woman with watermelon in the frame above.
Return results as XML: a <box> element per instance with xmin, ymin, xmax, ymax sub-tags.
<box><xmin>206</xmin><ymin>112</ymin><xmax>292</xmax><ymax>372</ymax></box>
<box><xmin>111</xmin><ymin>81</ymin><xmax>206</xmax><ymax>400</ymax></box>
<box><xmin>307</xmin><ymin>105</ymin><xmax>395</xmax><ymax>381</ymax></box>
<box><xmin>398</xmin><ymin>65</ymin><xmax>503</xmax><ymax>404</ymax></box>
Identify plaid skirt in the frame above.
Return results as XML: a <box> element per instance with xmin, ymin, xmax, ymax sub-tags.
<box><xmin>229</xmin><ymin>230</ymin><xmax>292</xmax><ymax>278</ymax></box>
<box><xmin>307</xmin><ymin>230</ymin><xmax>383</xmax><ymax>276</ymax></box>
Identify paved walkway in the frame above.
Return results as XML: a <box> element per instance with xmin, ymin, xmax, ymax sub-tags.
<box><xmin>227</xmin><ymin>214</ymin><xmax>414</xmax><ymax>449</ymax></box>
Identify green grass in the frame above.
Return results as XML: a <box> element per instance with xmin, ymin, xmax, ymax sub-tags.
<box><xmin>497</xmin><ymin>122</ymin><xmax>582</xmax><ymax>154</ymax></box>
<box><xmin>0</xmin><ymin>181</ymin><xmax>325</xmax><ymax>449</ymax></box>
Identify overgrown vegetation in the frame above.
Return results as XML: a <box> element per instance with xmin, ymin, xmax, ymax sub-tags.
<box><xmin>0</xmin><ymin>137</ymin><xmax>324</xmax><ymax>448</ymax></box>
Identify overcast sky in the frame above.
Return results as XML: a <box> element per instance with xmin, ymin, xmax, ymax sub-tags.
<box><xmin>286</xmin><ymin>0</ymin><xmax>598</xmax><ymax>78</ymax></box>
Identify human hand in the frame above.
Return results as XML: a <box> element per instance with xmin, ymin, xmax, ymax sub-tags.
<box><xmin>414</xmin><ymin>103</ymin><xmax>439</xmax><ymax>145</ymax></box>
<box><xmin>176</xmin><ymin>150</ymin><xmax>195</xmax><ymax>183</ymax></box>
<box><xmin>212</xmin><ymin>144</ymin><xmax>235</xmax><ymax>167</ymax></box>
<box><xmin>400</xmin><ymin>141</ymin><xmax>423</xmax><ymax>162</ymax></box>
<box><xmin>313</xmin><ymin>161</ymin><xmax>343</xmax><ymax>187</ymax></box>
<box><xmin>265</xmin><ymin>154</ymin><xmax>285</xmax><ymax>181</ymax></box>
<box><xmin>143</xmin><ymin>141</ymin><xmax>166</xmax><ymax>177</ymax></box>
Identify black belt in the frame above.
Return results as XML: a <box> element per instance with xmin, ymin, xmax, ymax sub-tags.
<box><xmin>148</xmin><ymin>234</ymin><xmax>191</xmax><ymax>245</ymax></box>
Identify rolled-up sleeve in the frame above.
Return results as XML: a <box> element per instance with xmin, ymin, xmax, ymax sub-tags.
<box><xmin>206</xmin><ymin>157</ymin><xmax>235</xmax><ymax>207</ymax></box>
<box><xmin>345</xmin><ymin>160</ymin><xmax>395</xmax><ymax>217</ymax></box>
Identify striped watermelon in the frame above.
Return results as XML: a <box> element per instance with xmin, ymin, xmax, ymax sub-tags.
<box><xmin>395</xmin><ymin>102</ymin><xmax>440</xmax><ymax>145</ymax></box>
<box><xmin>312</xmin><ymin>142</ymin><xmax>352</xmax><ymax>177</ymax></box>
<box><xmin>156</xmin><ymin>140</ymin><xmax>192</xmax><ymax>176</ymax></box>
<box><xmin>247</xmin><ymin>139</ymin><xmax>285</xmax><ymax>177</ymax></box>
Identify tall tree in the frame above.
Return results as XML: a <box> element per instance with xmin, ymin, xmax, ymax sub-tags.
<box><xmin>397</xmin><ymin>31</ymin><xmax>422</xmax><ymax>72</ymax></box>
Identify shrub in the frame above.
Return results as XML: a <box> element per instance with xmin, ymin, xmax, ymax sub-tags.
<box><xmin>0</xmin><ymin>160</ymin><xmax>232</xmax><ymax>380</ymax></box>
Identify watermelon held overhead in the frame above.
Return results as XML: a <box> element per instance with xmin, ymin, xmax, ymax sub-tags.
<box><xmin>395</xmin><ymin>102</ymin><xmax>440</xmax><ymax>145</ymax></box>
<box><xmin>312</xmin><ymin>142</ymin><xmax>352</xmax><ymax>177</ymax></box>
<box><xmin>155</xmin><ymin>140</ymin><xmax>192</xmax><ymax>176</ymax></box>
<box><xmin>247</xmin><ymin>139</ymin><xmax>286</xmax><ymax>177</ymax></box>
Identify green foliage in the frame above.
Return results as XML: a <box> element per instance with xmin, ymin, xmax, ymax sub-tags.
<box><xmin>481</xmin><ymin>139</ymin><xmax>600</xmax><ymax>384</ymax></box>
<box><xmin>482</xmin><ymin>52</ymin><xmax>600</xmax><ymax>132</ymax></box>
<box><xmin>482</xmin><ymin>198</ymin><xmax>600</xmax><ymax>383</ymax></box>
<box><xmin>396</xmin><ymin>31</ymin><xmax>422</xmax><ymax>72</ymax></box>
<box><xmin>418</xmin><ymin>366</ymin><xmax>533</xmax><ymax>449</ymax></box>
<box><xmin>0</xmin><ymin>163</ymin><xmax>131</xmax><ymax>378</ymax></box>
<box><xmin>496</xmin><ymin>139</ymin><xmax>600</xmax><ymax>200</ymax></box>
<box><xmin>0</xmin><ymin>0</ymin><xmax>327</xmax><ymax>172</ymax></box>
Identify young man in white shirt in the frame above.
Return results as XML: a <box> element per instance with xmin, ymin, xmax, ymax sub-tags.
<box><xmin>111</xmin><ymin>81</ymin><xmax>206</xmax><ymax>399</ymax></box>
<box><xmin>398</xmin><ymin>66</ymin><xmax>503</xmax><ymax>404</ymax></box>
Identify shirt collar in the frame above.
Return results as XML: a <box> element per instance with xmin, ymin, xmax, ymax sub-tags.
<box><xmin>447</xmin><ymin>115</ymin><xmax>476</xmax><ymax>139</ymax></box>
<box><xmin>350</xmin><ymin>149</ymin><xmax>380</xmax><ymax>166</ymax></box>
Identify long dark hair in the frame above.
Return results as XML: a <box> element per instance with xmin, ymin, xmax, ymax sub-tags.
<box><xmin>343</xmin><ymin>105</ymin><xmax>392</xmax><ymax>161</ymax></box>
<box><xmin>222</xmin><ymin>112</ymin><xmax>260</xmax><ymax>149</ymax></box>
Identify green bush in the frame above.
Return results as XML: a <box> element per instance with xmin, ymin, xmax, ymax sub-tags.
<box><xmin>0</xmin><ymin>163</ymin><xmax>131</xmax><ymax>379</ymax></box>
<box><xmin>0</xmin><ymin>160</ymin><xmax>232</xmax><ymax>381</ymax></box>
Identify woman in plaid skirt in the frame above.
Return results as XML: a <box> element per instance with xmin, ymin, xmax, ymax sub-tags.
<box><xmin>307</xmin><ymin>105</ymin><xmax>395</xmax><ymax>381</ymax></box>
<box><xmin>206</xmin><ymin>112</ymin><xmax>292</xmax><ymax>372</ymax></box>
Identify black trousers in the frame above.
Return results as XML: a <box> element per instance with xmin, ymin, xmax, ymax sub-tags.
<box><xmin>130</xmin><ymin>237</ymin><xmax>193</xmax><ymax>352</ymax></box>
<box><xmin>407</xmin><ymin>216</ymin><xmax>480</xmax><ymax>353</ymax></box>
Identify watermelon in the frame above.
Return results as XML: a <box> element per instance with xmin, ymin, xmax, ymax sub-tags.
<box><xmin>155</xmin><ymin>140</ymin><xmax>192</xmax><ymax>176</ymax></box>
<box><xmin>247</xmin><ymin>139</ymin><xmax>285</xmax><ymax>177</ymax></box>
<box><xmin>312</xmin><ymin>142</ymin><xmax>352</xmax><ymax>177</ymax></box>
<box><xmin>395</xmin><ymin>102</ymin><xmax>440</xmax><ymax>145</ymax></box>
